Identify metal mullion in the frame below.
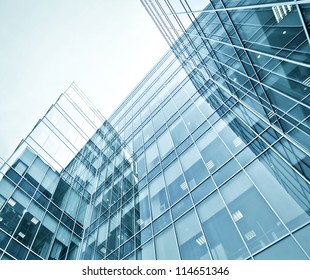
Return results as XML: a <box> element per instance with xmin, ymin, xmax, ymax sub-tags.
<box><xmin>189</xmin><ymin>40</ymin><xmax>310</xmax><ymax>112</ymax></box>
<box><xmin>241</xmin><ymin>30</ymin><xmax>308</xmax><ymax>64</ymax></box>
<box><xmin>64</xmin><ymin>90</ymin><xmax>103</xmax><ymax>132</ymax></box>
<box><xmin>175</xmin><ymin>2</ymin><xmax>230</xmax><ymax>83</ymax></box>
<box><xmin>142</xmin><ymin>0</ymin><xmax>176</xmax><ymax>47</ymax></box>
<box><xmin>188</xmin><ymin>70</ymin><xmax>309</xmax><ymax>185</ymax></box>
<box><xmin>213</xmin><ymin>0</ymin><xmax>274</xmax><ymax>123</ymax></box>
<box><xmin>165</xmin><ymin>0</ymin><xmax>207</xmax><ymax>70</ymax></box>
<box><xmin>165</xmin><ymin>1</ymin><xmax>310</xmax><ymax>15</ymax></box>
<box><xmin>193</xmin><ymin>66</ymin><xmax>308</xmax><ymax>181</ymax></box>
<box><xmin>70</xmin><ymin>83</ymin><xmax>105</xmax><ymax>123</ymax></box>
<box><xmin>295</xmin><ymin>2</ymin><xmax>310</xmax><ymax>46</ymax></box>
<box><xmin>214</xmin><ymin>0</ymin><xmax>308</xmax><ymax>136</ymax></box>
<box><xmin>194</xmin><ymin>63</ymin><xmax>310</xmax><ymax>158</ymax></box>
<box><xmin>154</xmin><ymin>0</ymin><xmax>182</xmax><ymax>44</ymax></box>
<box><xmin>177</xmin><ymin>28</ymin><xmax>310</xmax><ymax>67</ymax></box>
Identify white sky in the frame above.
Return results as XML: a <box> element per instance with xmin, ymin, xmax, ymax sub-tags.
<box><xmin>0</xmin><ymin>0</ymin><xmax>168</xmax><ymax>161</ymax></box>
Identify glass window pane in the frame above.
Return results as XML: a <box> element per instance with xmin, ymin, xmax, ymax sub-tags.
<box><xmin>14</xmin><ymin>161</ymin><xmax>28</xmax><ymax>175</ymax></box>
<box><xmin>294</xmin><ymin>224</ymin><xmax>310</xmax><ymax>256</ymax></box>
<box><xmin>149</xmin><ymin>174</ymin><xmax>168</xmax><ymax>219</ymax></box>
<box><xmin>28</xmin><ymin>201</ymin><xmax>45</xmax><ymax>221</ymax></box>
<box><xmin>171</xmin><ymin>195</ymin><xmax>193</xmax><ymax>220</ymax></box>
<box><xmin>170</xmin><ymin>118</ymin><xmax>189</xmax><ymax>146</ymax></box>
<box><xmin>135</xmin><ymin>187</ymin><xmax>151</xmax><ymax>230</ymax></box>
<box><xmin>143</xmin><ymin>121</ymin><xmax>154</xmax><ymax>143</ymax></box>
<box><xmin>137</xmin><ymin>224</ymin><xmax>152</xmax><ymax>246</ymax></box>
<box><xmin>12</xmin><ymin>189</ymin><xmax>30</xmax><ymax>208</ymax></box>
<box><xmin>195</xmin><ymin>95</ymin><xmax>214</xmax><ymax>118</ymax></box>
<box><xmin>191</xmin><ymin>178</ymin><xmax>216</xmax><ymax>203</ymax></box>
<box><xmin>197</xmin><ymin>191</ymin><xmax>250</xmax><ymax>260</ymax></box>
<box><xmin>27</xmin><ymin>157</ymin><xmax>48</xmax><ymax>185</ymax></box>
<box><xmin>152</xmin><ymin>110</ymin><xmax>165</xmax><ymax>132</ymax></box>
<box><xmin>162</xmin><ymin>100</ymin><xmax>177</xmax><ymax>120</ymax></box>
<box><xmin>154</xmin><ymin>225</ymin><xmax>179</xmax><ymax>259</ymax></box>
<box><xmin>153</xmin><ymin>210</ymin><xmax>171</xmax><ymax>235</ymax></box>
<box><xmin>0</xmin><ymin>177</ymin><xmax>15</xmax><ymax>199</ymax></box>
<box><xmin>213</xmin><ymin>117</ymin><xmax>247</xmax><ymax>154</ymax></box>
<box><xmin>179</xmin><ymin>145</ymin><xmax>209</xmax><ymax>189</ymax></box>
<box><xmin>181</xmin><ymin>104</ymin><xmax>205</xmax><ymax>132</ymax></box>
<box><xmin>133</xmin><ymin>131</ymin><xmax>143</xmax><ymax>151</ymax></box>
<box><xmin>220</xmin><ymin>171</ymin><xmax>288</xmax><ymax>254</ymax></box>
<box><xmin>157</xmin><ymin>130</ymin><xmax>174</xmax><ymax>159</ymax></box>
<box><xmin>13</xmin><ymin>210</ymin><xmax>39</xmax><ymax>247</ymax></box>
<box><xmin>64</xmin><ymin>189</ymin><xmax>80</xmax><ymax>219</ymax></box>
<box><xmin>197</xmin><ymin>129</ymin><xmax>232</xmax><ymax>172</ymax></box>
<box><xmin>6</xmin><ymin>239</ymin><xmax>28</xmax><ymax>259</ymax></box>
<box><xmin>0</xmin><ymin>199</ymin><xmax>23</xmax><ymax>234</ymax></box>
<box><xmin>145</xmin><ymin>142</ymin><xmax>160</xmax><ymax>172</ymax></box>
<box><xmin>19</xmin><ymin>147</ymin><xmax>36</xmax><ymax>166</ymax></box>
<box><xmin>254</xmin><ymin>236</ymin><xmax>308</xmax><ymax>260</ymax></box>
<box><xmin>49</xmin><ymin>224</ymin><xmax>71</xmax><ymax>259</ymax></box>
<box><xmin>40</xmin><ymin>168</ymin><xmax>59</xmax><ymax>197</ymax></box>
<box><xmin>31</xmin><ymin>214</ymin><xmax>57</xmax><ymax>258</ymax></box>
<box><xmin>137</xmin><ymin>154</ymin><xmax>146</xmax><ymax>179</ymax></box>
<box><xmin>164</xmin><ymin>160</ymin><xmax>187</xmax><ymax>205</ymax></box>
<box><xmin>137</xmin><ymin>240</ymin><xmax>155</xmax><ymax>260</ymax></box>
<box><xmin>246</xmin><ymin>158</ymin><xmax>310</xmax><ymax>230</ymax></box>
<box><xmin>175</xmin><ymin>210</ymin><xmax>210</xmax><ymax>260</ymax></box>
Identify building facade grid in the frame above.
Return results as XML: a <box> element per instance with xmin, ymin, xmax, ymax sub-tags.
<box><xmin>0</xmin><ymin>0</ymin><xmax>309</xmax><ymax>260</ymax></box>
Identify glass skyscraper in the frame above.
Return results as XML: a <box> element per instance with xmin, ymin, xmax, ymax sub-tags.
<box><xmin>0</xmin><ymin>0</ymin><xmax>309</xmax><ymax>260</ymax></box>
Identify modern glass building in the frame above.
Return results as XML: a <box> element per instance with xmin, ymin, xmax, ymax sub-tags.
<box><xmin>0</xmin><ymin>0</ymin><xmax>309</xmax><ymax>260</ymax></box>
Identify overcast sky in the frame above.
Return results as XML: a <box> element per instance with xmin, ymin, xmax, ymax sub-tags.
<box><xmin>0</xmin><ymin>0</ymin><xmax>168</xmax><ymax>161</ymax></box>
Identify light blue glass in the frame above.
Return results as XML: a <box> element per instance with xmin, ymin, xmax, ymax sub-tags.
<box><xmin>179</xmin><ymin>145</ymin><xmax>209</xmax><ymax>189</ymax></box>
<box><xmin>137</xmin><ymin>240</ymin><xmax>155</xmax><ymax>260</ymax></box>
<box><xmin>145</xmin><ymin>142</ymin><xmax>160</xmax><ymax>172</ymax></box>
<box><xmin>154</xmin><ymin>225</ymin><xmax>180</xmax><ymax>259</ymax></box>
<box><xmin>149</xmin><ymin>174</ymin><xmax>168</xmax><ymax>219</ymax></box>
<box><xmin>254</xmin><ymin>236</ymin><xmax>308</xmax><ymax>260</ymax></box>
<box><xmin>157</xmin><ymin>130</ymin><xmax>174</xmax><ymax>159</ymax></box>
<box><xmin>164</xmin><ymin>160</ymin><xmax>187</xmax><ymax>205</ymax></box>
<box><xmin>294</xmin><ymin>224</ymin><xmax>310</xmax><ymax>257</ymax></box>
<box><xmin>220</xmin><ymin>171</ymin><xmax>288</xmax><ymax>254</ymax></box>
<box><xmin>170</xmin><ymin>118</ymin><xmax>190</xmax><ymax>146</ymax></box>
<box><xmin>197</xmin><ymin>128</ymin><xmax>232</xmax><ymax>173</ymax></box>
<box><xmin>196</xmin><ymin>191</ymin><xmax>250</xmax><ymax>260</ymax></box>
<box><xmin>181</xmin><ymin>104</ymin><xmax>205</xmax><ymax>132</ymax></box>
<box><xmin>246</xmin><ymin>158</ymin><xmax>310</xmax><ymax>230</ymax></box>
<box><xmin>175</xmin><ymin>210</ymin><xmax>210</xmax><ymax>260</ymax></box>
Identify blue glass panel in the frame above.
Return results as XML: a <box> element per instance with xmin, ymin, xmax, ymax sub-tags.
<box><xmin>220</xmin><ymin>171</ymin><xmax>288</xmax><ymax>254</ymax></box>
<box><xmin>254</xmin><ymin>236</ymin><xmax>308</xmax><ymax>260</ymax></box>
<box><xmin>154</xmin><ymin>225</ymin><xmax>180</xmax><ymax>259</ymax></box>
<box><xmin>197</xmin><ymin>191</ymin><xmax>250</xmax><ymax>260</ymax></box>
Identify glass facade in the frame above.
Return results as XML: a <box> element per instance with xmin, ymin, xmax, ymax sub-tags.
<box><xmin>0</xmin><ymin>1</ymin><xmax>309</xmax><ymax>260</ymax></box>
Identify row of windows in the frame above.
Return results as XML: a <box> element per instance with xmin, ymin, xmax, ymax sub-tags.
<box><xmin>81</xmin><ymin>95</ymin><xmax>310</xmax><ymax>259</ymax></box>
<box><xmin>101</xmin><ymin>0</ymin><xmax>310</xmax><ymax>261</ymax></box>
<box><xmin>1</xmin><ymin>135</ymin><xmax>308</xmax><ymax>262</ymax></box>
<box><xmin>0</xmin><ymin>178</ymin><xmax>82</xmax><ymax>260</ymax></box>
<box><xmin>143</xmin><ymin>0</ymin><xmax>310</xmax><ymax>154</ymax></box>
<box><xmin>81</xmin><ymin>155</ymin><xmax>310</xmax><ymax>259</ymax></box>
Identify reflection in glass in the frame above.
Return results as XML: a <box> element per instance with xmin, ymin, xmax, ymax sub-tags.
<box><xmin>197</xmin><ymin>191</ymin><xmax>250</xmax><ymax>260</ymax></box>
<box><xmin>220</xmin><ymin>171</ymin><xmax>288</xmax><ymax>254</ymax></box>
<box><xmin>154</xmin><ymin>225</ymin><xmax>180</xmax><ymax>259</ymax></box>
<box><xmin>175</xmin><ymin>210</ymin><xmax>210</xmax><ymax>259</ymax></box>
